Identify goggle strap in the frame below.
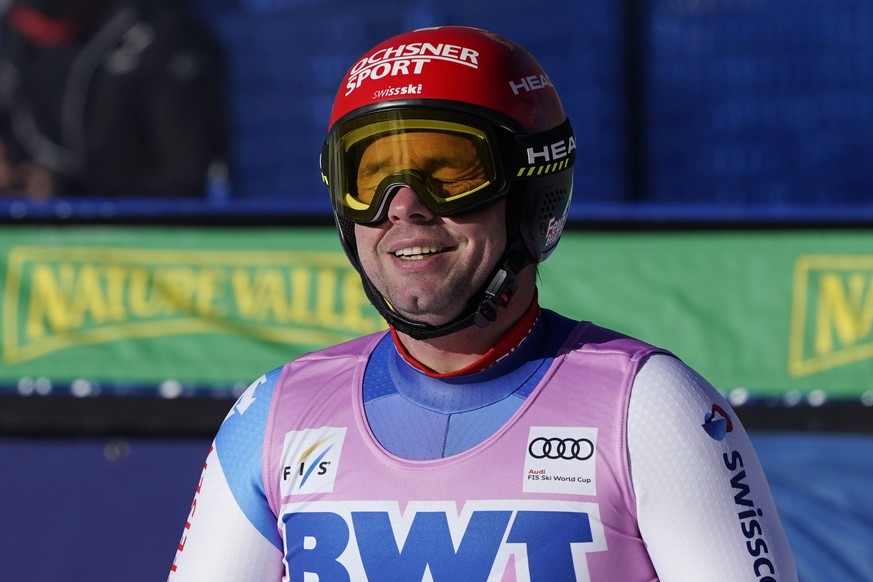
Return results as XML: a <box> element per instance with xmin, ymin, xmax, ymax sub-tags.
<box><xmin>320</xmin><ymin>141</ymin><xmax>330</xmax><ymax>186</ymax></box>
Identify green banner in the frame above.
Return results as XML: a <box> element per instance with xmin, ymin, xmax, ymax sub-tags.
<box><xmin>538</xmin><ymin>230</ymin><xmax>873</xmax><ymax>399</ymax></box>
<box><xmin>0</xmin><ymin>227</ymin><xmax>384</xmax><ymax>389</ymax></box>
<box><xmin>1</xmin><ymin>226</ymin><xmax>871</xmax><ymax>399</ymax></box>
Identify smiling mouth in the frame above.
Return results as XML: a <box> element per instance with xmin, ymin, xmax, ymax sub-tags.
<box><xmin>393</xmin><ymin>245</ymin><xmax>446</xmax><ymax>260</ymax></box>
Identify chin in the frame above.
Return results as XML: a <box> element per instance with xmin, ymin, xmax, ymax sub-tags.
<box><xmin>394</xmin><ymin>305</ymin><xmax>463</xmax><ymax>327</ymax></box>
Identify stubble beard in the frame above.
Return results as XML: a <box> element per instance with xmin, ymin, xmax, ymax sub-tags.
<box><xmin>373</xmin><ymin>264</ymin><xmax>491</xmax><ymax>326</ymax></box>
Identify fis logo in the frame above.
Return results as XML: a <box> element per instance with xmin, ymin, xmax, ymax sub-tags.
<box><xmin>702</xmin><ymin>404</ymin><xmax>734</xmax><ymax>441</ymax></box>
<box><xmin>281</xmin><ymin>427</ymin><xmax>347</xmax><ymax>496</ymax></box>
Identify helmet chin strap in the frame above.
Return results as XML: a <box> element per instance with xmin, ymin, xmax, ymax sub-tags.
<box><xmin>364</xmin><ymin>239</ymin><xmax>532</xmax><ymax>340</ymax></box>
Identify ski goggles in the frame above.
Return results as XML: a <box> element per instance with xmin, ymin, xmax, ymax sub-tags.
<box><xmin>322</xmin><ymin>109</ymin><xmax>575</xmax><ymax>224</ymax></box>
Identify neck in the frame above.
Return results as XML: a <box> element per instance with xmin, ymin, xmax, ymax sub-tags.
<box><xmin>392</xmin><ymin>277</ymin><xmax>538</xmax><ymax>375</ymax></box>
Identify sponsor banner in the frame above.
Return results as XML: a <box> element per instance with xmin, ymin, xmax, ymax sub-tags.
<box><xmin>0</xmin><ymin>227</ymin><xmax>384</xmax><ymax>389</ymax></box>
<box><xmin>1</xmin><ymin>227</ymin><xmax>872</xmax><ymax>399</ymax></box>
<box><xmin>539</xmin><ymin>230</ymin><xmax>873</xmax><ymax>399</ymax></box>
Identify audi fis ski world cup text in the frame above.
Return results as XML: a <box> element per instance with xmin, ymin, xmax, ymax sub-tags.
<box><xmin>523</xmin><ymin>427</ymin><xmax>598</xmax><ymax>496</ymax></box>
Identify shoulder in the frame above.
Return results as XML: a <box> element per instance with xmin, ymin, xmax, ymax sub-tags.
<box><xmin>220</xmin><ymin>331</ymin><xmax>387</xmax><ymax>427</ymax></box>
<box><xmin>627</xmin><ymin>353</ymin><xmax>742</xmax><ymax>465</ymax></box>
<box><xmin>628</xmin><ymin>354</ymin><xmax>731</xmax><ymax>434</ymax></box>
<box><xmin>216</xmin><ymin>366</ymin><xmax>285</xmax><ymax>450</ymax></box>
<box><xmin>631</xmin><ymin>354</ymin><xmax>723</xmax><ymax>411</ymax></box>
<box><xmin>298</xmin><ymin>331</ymin><xmax>387</xmax><ymax>359</ymax></box>
<box><xmin>546</xmin><ymin>311</ymin><xmax>667</xmax><ymax>361</ymax></box>
<box><xmin>224</xmin><ymin>334</ymin><xmax>381</xmax><ymax>416</ymax></box>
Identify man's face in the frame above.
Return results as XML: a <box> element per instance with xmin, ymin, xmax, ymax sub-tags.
<box><xmin>353</xmin><ymin>131</ymin><xmax>506</xmax><ymax>326</ymax></box>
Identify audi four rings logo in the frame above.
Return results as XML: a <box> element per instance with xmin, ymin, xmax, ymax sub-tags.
<box><xmin>528</xmin><ymin>437</ymin><xmax>594</xmax><ymax>460</ymax></box>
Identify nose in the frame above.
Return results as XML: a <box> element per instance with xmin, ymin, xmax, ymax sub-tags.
<box><xmin>386</xmin><ymin>185</ymin><xmax>435</xmax><ymax>224</ymax></box>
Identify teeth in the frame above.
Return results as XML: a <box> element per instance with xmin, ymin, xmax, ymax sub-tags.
<box><xmin>394</xmin><ymin>246</ymin><xmax>443</xmax><ymax>258</ymax></box>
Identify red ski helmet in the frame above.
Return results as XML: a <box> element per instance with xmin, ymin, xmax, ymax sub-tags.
<box><xmin>321</xmin><ymin>26</ymin><xmax>575</xmax><ymax>338</ymax></box>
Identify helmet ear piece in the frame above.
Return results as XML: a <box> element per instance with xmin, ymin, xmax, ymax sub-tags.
<box><xmin>334</xmin><ymin>214</ymin><xmax>360</xmax><ymax>270</ymax></box>
<box><xmin>515</xmin><ymin>171</ymin><xmax>573</xmax><ymax>264</ymax></box>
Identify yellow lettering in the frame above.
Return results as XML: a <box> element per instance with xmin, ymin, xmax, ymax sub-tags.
<box><xmin>104</xmin><ymin>265</ymin><xmax>129</xmax><ymax>322</ymax></box>
<box><xmin>15</xmin><ymin>249</ymin><xmax>381</xmax><ymax>362</ymax></box>
<box><xmin>315</xmin><ymin>269</ymin><xmax>339</xmax><ymax>327</ymax></box>
<box><xmin>231</xmin><ymin>269</ymin><xmax>258</xmax><ymax>318</ymax></box>
<box><xmin>74</xmin><ymin>265</ymin><xmax>109</xmax><ymax>325</ymax></box>
<box><xmin>25</xmin><ymin>264</ymin><xmax>76</xmax><ymax>340</ymax></box>
<box><xmin>194</xmin><ymin>268</ymin><xmax>228</xmax><ymax>318</ymax></box>
<box><xmin>290</xmin><ymin>268</ymin><xmax>312</xmax><ymax>322</ymax></box>
<box><xmin>261</xmin><ymin>270</ymin><xmax>290</xmax><ymax>321</ymax></box>
<box><xmin>815</xmin><ymin>273</ymin><xmax>873</xmax><ymax>355</ymax></box>
<box><xmin>232</xmin><ymin>269</ymin><xmax>289</xmax><ymax>321</ymax></box>
<box><xmin>341</xmin><ymin>270</ymin><xmax>379</xmax><ymax>333</ymax></box>
<box><xmin>129</xmin><ymin>267</ymin><xmax>163</xmax><ymax>318</ymax></box>
<box><xmin>24</xmin><ymin>263</ymin><xmax>119</xmax><ymax>338</ymax></box>
<box><xmin>155</xmin><ymin>268</ymin><xmax>198</xmax><ymax>314</ymax></box>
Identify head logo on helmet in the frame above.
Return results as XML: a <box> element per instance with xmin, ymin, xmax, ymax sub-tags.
<box><xmin>323</xmin><ymin>26</ymin><xmax>575</xmax><ymax>339</ymax></box>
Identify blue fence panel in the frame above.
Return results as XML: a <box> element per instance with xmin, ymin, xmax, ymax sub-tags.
<box><xmin>643</xmin><ymin>0</ymin><xmax>873</xmax><ymax>206</ymax></box>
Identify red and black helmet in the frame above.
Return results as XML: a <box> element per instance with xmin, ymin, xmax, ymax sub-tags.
<box><xmin>321</xmin><ymin>26</ymin><xmax>575</xmax><ymax>338</ymax></box>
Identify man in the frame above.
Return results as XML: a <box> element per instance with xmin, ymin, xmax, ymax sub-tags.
<box><xmin>170</xmin><ymin>26</ymin><xmax>797</xmax><ymax>580</ymax></box>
